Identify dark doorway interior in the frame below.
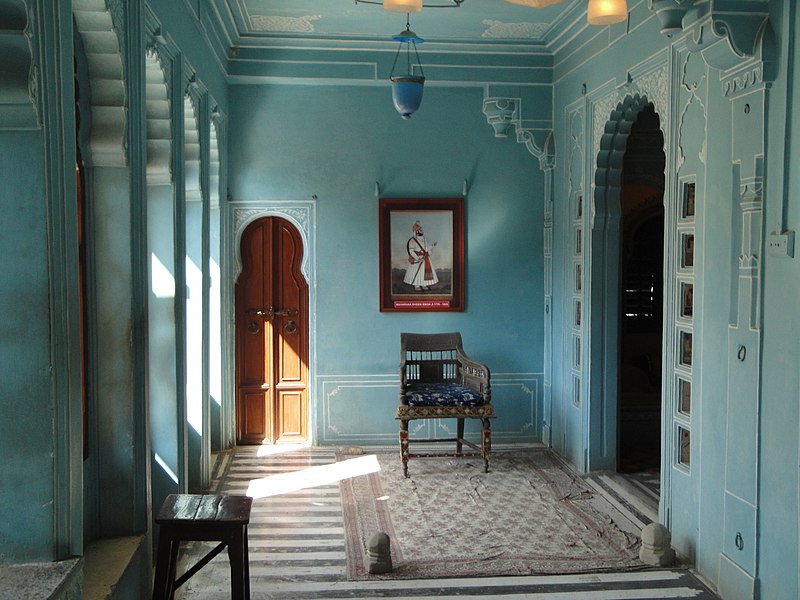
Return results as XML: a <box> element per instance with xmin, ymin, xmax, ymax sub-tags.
<box><xmin>618</xmin><ymin>104</ymin><xmax>665</xmax><ymax>477</ymax></box>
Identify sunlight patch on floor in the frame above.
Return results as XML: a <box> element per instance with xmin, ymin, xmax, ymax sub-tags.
<box><xmin>256</xmin><ymin>442</ymin><xmax>312</xmax><ymax>457</ymax></box>
<box><xmin>247</xmin><ymin>454</ymin><xmax>380</xmax><ymax>499</ymax></box>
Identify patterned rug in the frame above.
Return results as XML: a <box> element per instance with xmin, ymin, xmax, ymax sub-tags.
<box><xmin>339</xmin><ymin>448</ymin><xmax>645</xmax><ymax>580</ymax></box>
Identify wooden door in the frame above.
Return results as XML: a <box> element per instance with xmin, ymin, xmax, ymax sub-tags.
<box><xmin>235</xmin><ymin>217</ymin><xmax>308</xmax><ymax>444</ymax></box>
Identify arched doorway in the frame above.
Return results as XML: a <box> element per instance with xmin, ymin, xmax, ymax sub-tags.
<box><xmin>588</xmin><ymin>95</ymin><xmax>667</xmax><ymax>489</ymax></box>
<box><xmin>235</xmin><ymin>217</ymin><xmax>309</xmax><ymax>445</ymax></box>
<box><xmin>618</xmin><ymin>104</ymin><xmax>665</xmax><ymax>476</ymax></box>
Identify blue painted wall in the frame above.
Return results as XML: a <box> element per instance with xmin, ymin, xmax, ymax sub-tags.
<box><xmin>0</xmin><ymin>130</ymin><xmax>53</xmax><ymax>561</ymax></box>
<box><xmin>229</xmin><ymin>83</ymin><xmax>547</xmax><ymax>446</ymax></box>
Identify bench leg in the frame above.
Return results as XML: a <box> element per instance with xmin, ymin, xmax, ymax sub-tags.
<box><xmin>481</xmin><ymin>418</ymin><xmax>492</xmax><ymax>473</ymax></box>
<box><xmin>227</xmin><ymin>526</ymin><xmax>251</xmax><ymax>599</ymax></box>
<box><xmin>152</xmin><ymin>530</ymin><xmax>179</xmax><ymax>600</ymax></box>
<box><xmin>399</xmin><ymin>420</ymin><xmax>410</xmax><ymax>478</ymax></box>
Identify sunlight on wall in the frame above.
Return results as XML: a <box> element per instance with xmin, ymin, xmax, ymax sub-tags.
<box><xmin>209</xmin><ymin>256</ymin><xmax>221</xmax><ymax>405</ymax></box>
<box><xmin>154</xmin><ymin>452</ymin><xmax>179</xmax><ymax>484</ymax></box>
<box><xmin>150</xmin><ymin>252</ymin><xmax>175</xmax><ymax>298</ymax></box>
<box><xmin>246</xmin><ymin>455</ymin><xmax>380</xmax><ymax>499</ymax></box>
<box><xmin>186</xmin><ymin>256</ymin><xmax>203</xmax><ymax>434</ymax></box>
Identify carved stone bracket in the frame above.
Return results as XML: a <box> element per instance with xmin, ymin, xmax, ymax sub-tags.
<box><xmin>482</xmin><ymin>96</ymin><xmax>554</xmax><ymax>171</ymax></box>
<box><xmin>648</xmin><ymin>0</ymin><xmax>774</xmax><ymax>90</ymax></box>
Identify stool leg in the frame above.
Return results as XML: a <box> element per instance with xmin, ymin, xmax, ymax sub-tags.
<box><xmin>152</xmin><ymin>530</ymin><xmax>178</xmax><ymax>600</ymax></box>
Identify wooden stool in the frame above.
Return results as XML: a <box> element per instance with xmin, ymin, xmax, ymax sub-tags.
<box><xmin>152</xmin><ymin>493</ymin><xmax>253</xmax><ymax>600</ymax></box>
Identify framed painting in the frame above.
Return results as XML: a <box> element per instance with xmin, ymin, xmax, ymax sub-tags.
<box><xmin>379</xmin><ymin>197</ymin><xmax>464</xmax><ymax>312</ymax></box>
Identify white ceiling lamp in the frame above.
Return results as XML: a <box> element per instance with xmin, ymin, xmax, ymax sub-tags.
<box><xmin>505</xmin><ymin>0</ymin><xmax>565</xmax><ymax>7</ymax></box>
<box><xmin>383</xmin><ymin>0</ymin><xmax>422</xmax><ymax>13</ymax></box>
<box><xmin>587</xmin><ymin>0</ymin><xmax>628</xmax><ymax>25</ymax></box>
<box><xmin>355</xmin><ymin>0</ymin><xmax>464</xmax><ymax>11</ymax></box>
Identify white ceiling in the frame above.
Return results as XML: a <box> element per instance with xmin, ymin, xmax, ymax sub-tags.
<box><xmin>221</xmin><ymin>0</ymin><xmax>583</xmax><ymax>45</ymax></box>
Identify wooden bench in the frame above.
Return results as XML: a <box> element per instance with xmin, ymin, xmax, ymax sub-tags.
<box><xmin>152</xmin><ymin>494</ymin><xmax>252</xmax><ymax>600</ymax></box>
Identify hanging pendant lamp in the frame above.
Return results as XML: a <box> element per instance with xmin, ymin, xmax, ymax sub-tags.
<box><xmin>389</xmin><ymin>17</ymin><xmax>425</xmax><ymax>119</ymax></box>
<box><xmin>505</xmin><ymin>0</ymin><xmax>565</xmax><ymax>7</ymax></box>
<box><xmin>587</xmin><ymin>0</ymin><xmax>628</xmax><ymax>25</ymax></box>
<box><xmin>383</xmin><ymin>0</ymin><xmax>422</xmax><ymax>12</ymax></box>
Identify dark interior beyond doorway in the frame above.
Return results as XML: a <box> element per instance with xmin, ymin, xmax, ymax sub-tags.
<box><xmin>618</xmin><ymin>104</ymin><xmax>665</xmax><ymax>475</ymax></box>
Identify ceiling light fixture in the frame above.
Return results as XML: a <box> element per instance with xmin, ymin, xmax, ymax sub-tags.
<box><xmin>587</xmin><ymin>0</ymin><xmax>628</xmax><ymax>25</ymax></box>
<box><xmin>389</xmin><ymin>16</ymin><xmax>426</xmax><ymax>119</ymax></box>
<box><xmin>506</xmin><ymin>0</ymin><xmax>627</xmax><ymax>26</ymax></box>
<box><xmin>354</xmin><ymin>0</ymin><xmax>464</xmax><ymax>11</ymax></box>
<box><xmin>505</xmin><ymin>0</ymin><xmax>565</xmax><ymax>8</ymax></box>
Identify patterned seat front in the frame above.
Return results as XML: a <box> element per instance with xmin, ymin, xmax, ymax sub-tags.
<box><xmin>404</xmin><ymin>383</ymin><xmax>485</xmax><ymax>407</ymax></box>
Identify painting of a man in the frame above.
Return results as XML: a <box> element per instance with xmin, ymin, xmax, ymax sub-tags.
<box><xmin>404</xmin><ymin>221</ymin><xmax>438</xmax><ymax>290</ymax></box>
<box><xmin>380</xmin><ymin>197</ymin><xmax>463</xmax><ymax>312</ymax></box>
<box><xmin>389</xmin><ymin>209</ymin><xmax>453</xmax><ymax>298</ymax></box>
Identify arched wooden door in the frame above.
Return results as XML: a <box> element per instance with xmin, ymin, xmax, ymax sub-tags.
<box><xmin>235</xmin><ymin>217</ymin><xmax>308</xmax><ymax>444</ymax></box>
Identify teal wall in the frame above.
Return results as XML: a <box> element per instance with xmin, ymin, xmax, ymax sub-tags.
<box><xmin>0</xmin><ymin>130</ymin><xmax>53</xmax><ymax>561</ymax></box>
<box><xmin>229</xmin><ymin>83</ymin><xmax>547</xmax><ymax>446</ymax></box>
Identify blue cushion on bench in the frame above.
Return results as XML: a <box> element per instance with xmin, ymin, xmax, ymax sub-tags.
<box><xmin>404</xmin><ymin>383</ymin><xmax>485</xmax><ymax>407</ymax></box>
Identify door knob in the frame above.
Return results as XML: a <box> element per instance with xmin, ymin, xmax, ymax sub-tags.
<box><xmin>285</xmin><ymin>320</ymin><xmax>298</xmax><ymax>334</ymax></box>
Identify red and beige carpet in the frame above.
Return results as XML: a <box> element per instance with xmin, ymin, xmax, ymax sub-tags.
<box><xmin>340</xmin><ymin>447</ymin><xmax>646</xmax><ymax>580</ymax></box>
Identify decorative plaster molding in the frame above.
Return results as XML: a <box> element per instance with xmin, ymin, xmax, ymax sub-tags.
<box><xmin>106</xmin><ymin>0</ymin><xmax>126</xmax><ymax>59</ymax></box>
<box><xmin>677</xmin><ymin>52</ymin><xmax>708</xmax><ymax>170</ymax></box>
<box><xmin>482</xmin><ymin>96</ymin><xmax>554</xmax><ymax>171</ymax></box>
<box><xmin>722</xmin><ymin>63</ymin><xmax>763</xmax><ymax>98</ymax></box>
<box><xmin>144</xmin><ymin>47</ymin><xmax>173</xmax><ymax>186</ymax></box>
<box><xmin>232</xmin><ymin>204</ymin><xmax>313</xmax><ymax>282</ymax></box>
<box><xmin>482</xmin><ymin>98</ymin><xmax>516</xmax><ymax>138</ymax></box>
<box><xmin>481</xmin><ymin>20</ymin><xmax>549</xmax><ymax>40</ymax></box>
<box><xmin>648</xmin><ymin>0</ymin><xmax>774</xmax><ymax>89</ymax></box>
<box><xmin>648</xmin><ymin>0</ymin><xmax>690</xmax><ymax>36</ymax></box>
<box><xmin>72</xmin><ymin>0</ymin><xmax>127</xmax><ymax>166</ymax></box>
<box><xmin>250</xmin><ymin>14</ymin><xmax>321</xmax><ymax>33</ymax></box>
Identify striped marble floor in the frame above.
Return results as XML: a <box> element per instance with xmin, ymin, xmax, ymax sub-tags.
<box><xmin>174</xmin><ymin>445</ymin><xmax>718</xmax><ymax>600</ymax></box>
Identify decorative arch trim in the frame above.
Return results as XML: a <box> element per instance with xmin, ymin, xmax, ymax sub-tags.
<box><xmin>72</xmin><ymin>0</ymin><xmax>127</xmax><ymax>166</ymax></box>
<box><xmin>144</xmin><ymin>48</ymin><xmax>172</xmax><ymax>186</ymax></box>
<box><xmin>593</xmin><ymin>93</ymin><xmax>656</xmax><ymax>230</ymax></box>
<box><xmin>183</xmin><ymin>94</ymin><xmax>201</xmax><ymax>202</ymax></box>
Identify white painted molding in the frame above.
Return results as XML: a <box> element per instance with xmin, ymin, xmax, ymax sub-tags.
<box><xmin>72</xmin><ymin>0</ymin><xmax>127</xmax><ymax>166</ymax></box>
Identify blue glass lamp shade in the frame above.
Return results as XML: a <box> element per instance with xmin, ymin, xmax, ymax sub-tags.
<box><xmin>390</xmin><ymin>27</ymin><xmax>425</xmax><ymax>119</ymax></box>
<box><xmin>391</xmin><ymin>75</ymin><xmax>425</xmax><ymax>119</ymax></box>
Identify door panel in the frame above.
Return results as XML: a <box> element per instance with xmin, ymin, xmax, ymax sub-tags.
<box><xmin>236</xmin><ymin>217</ymin><xmax>308</xmax><ymax>444</ymax></box>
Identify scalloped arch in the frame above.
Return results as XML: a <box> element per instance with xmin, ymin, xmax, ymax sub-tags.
<box><xmin>145</xmin><ymin>48</ymin><xmax>171</xmax><ymax>185</ymax></box>
<box><xmin>593</xmin><ymin>93</ymin><xmax>661</xmax><ymax>227</ymax></box>
<box><xmin>72</xmin><ymin>0</ymin><xmax>126</xmax><ymax>166</ymax></box>
<box><xmin>184</xmin><ymin>94</ymin><xmax>201</xmax><ymax>202</ymax></box>
<box><xmin>209</xmin><ymin>118</ymin><xmax>220</xmax><ymax>209</ymax></box>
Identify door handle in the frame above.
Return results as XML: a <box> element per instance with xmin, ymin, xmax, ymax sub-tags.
<box><xmin>285</xmin><ymin>320</ymin><xmax>298</xmax><ymax>334</ymax></box>
<box><xmin>246</xmin><ymin>306</ymin><xmax>274</xmax><ymax>319</ymax></box>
